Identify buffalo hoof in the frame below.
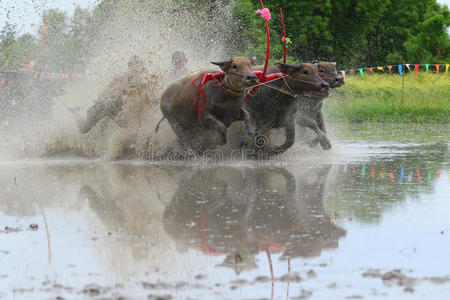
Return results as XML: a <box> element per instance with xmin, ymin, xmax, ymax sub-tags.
<box><xmin>308</xmin><ymin>133</ymin><xmax>331</xmax><ymax>150</ymax></box>
<box><xmin>239</xmin><ymin>134</ymin><xmax>252</xmax><ymax>148</ymax></box>
<box><xmin>216</xmin><ymin>133</ymin><xmax>227</xmax><ymax>145</ymax></box>
<box><xmin>317</xmin><ymin>133</ymin><xmax>331</xmax><ymax>150</ymax></box>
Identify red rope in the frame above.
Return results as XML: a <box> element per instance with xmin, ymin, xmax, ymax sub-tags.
<box><xmin>280</xmin><ymin>8</ymin><xmax>287</xmax><ymax>63</ymax></box>
<box><xmin>38</xmin><ymin>18</ymin><xmax>47</xmax><ymax>78</ymax></box>
<box><xmin>259</xmin><ymin>0</ymin><xmax>270</xmax><ymax>77</ymax></box>
<box><xmin>191</xmin><ymin>72</ymin><xmax>226</xmax><ymax>121</ymax></box>
<box><xmin>266</xmin><ymin>249</ymin><xmax>274</xmax><ymax>300</ymax></box>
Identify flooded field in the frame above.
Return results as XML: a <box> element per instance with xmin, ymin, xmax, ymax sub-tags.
<box><xmin>0</xmin><ymin>123</ymin><xmax>449</xmax><ymax>300</ymax></box>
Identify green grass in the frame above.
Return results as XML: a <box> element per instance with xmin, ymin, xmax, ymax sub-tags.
<box><xmin>324</xmin><ymin>72</ymin><xmax>450</xmax><ymax>123</ymax></box>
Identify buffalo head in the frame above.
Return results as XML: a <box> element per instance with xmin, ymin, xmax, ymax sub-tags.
<box><xmin>314</xmin><ymin>61</ymin><xmax>345</xmax><ymax>88</ymax></box>
<box><xmin>275</xmin><ymin>62</ymin><xmax>329</xmax><ymax>94</ymax></box>
<box><xmin>211</xmin><ymin>57</ymin><xmax>258</xmax><ymax>91</ymax></box>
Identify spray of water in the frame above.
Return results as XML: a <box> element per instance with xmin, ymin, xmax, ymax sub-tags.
<box><xmin>1</xmin><ymin>0</ymin><xmax>236</xmax><ymax>160</ymax></box>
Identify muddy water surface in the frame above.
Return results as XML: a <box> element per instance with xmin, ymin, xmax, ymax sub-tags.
<box><xmin>0</xmin><ymin>124</ymin><xmax>449</xmax><ymax>300</ymax></box>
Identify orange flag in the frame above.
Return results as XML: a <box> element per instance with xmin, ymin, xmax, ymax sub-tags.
<box><xmin>435</xmin><ymin>64</ymin><xmax>440</xmax><ymax>75</ymax></box>
<box><xmin>368</xmin><ymin>67</ymin><xmax>374</xmax><ymax>74</ymax></box>
<box><xmin>415</xmin><ymin>64</ymin><xmax>419</xmax><ymax>75</ymax></box>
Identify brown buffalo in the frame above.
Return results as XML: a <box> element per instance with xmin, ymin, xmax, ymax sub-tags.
<box><xmin>242</xmin><ymin>63</ymin><xmax>329</xmax><ymax>156</ymax></box>
<box><xmin>297</xmin><ymin>62</ymin><xmax>344</xmax><ymax>150</ymax></box>
<box><xmin>160</xmin><ymin>57</ymin><xmax>258</xmax><ymax>154</ymax></box>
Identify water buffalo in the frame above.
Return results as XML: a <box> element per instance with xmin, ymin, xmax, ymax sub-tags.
<box><xmin>160</xmin><ymin>57</ymin><xmax>258</xmax><ymax>154</ymax></box>
<box><xmin>297</xmin><ymin>62</ymin><xmax>344</xmax><ymax>150</ymax></box>
<box><xmin>163</xmin><ymin>166</ymin><xmax>346</xmax><ymax>274</ymax></box>
<box><xmin>243</xmin><ymin>63</ymin><xmax>329</xmax><ymax>156</ymax></box>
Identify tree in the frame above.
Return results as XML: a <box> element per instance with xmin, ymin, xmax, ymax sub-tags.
<box><xmin>0</xmin><ymin>22</ymin><xmax>17</xmax><ymax>48</ymax></box>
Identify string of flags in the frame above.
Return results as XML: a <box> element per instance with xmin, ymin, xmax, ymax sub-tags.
<box><xmin>0</xmin><ymin>70</ymin><xmax>96</xmax><ymax>88</ymax></box>
<box><xmin>343</xmin><ymin>165</ymin><xmax>447</xmax><ymax>183</ymax></box>
<box><xmin>341</xmin><ymin>63</ymin><xmax>450</xmax><ymax>79</ymax></box>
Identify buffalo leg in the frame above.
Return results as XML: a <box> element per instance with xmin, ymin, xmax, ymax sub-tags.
<box><xmin>316</xmin><ymin>111</ymin><xmax>327</xmax><ymax>134</ymax></box>
<box><xmin>270</xmin><ymin>117</ymin><xmax>296</xmax><ymax>155</ymax></box>
<box><xmin>199</xmin><ymin>112</ymin><xmax>227</xmax><ymax>145</ymax></box>
<box><xmin>239</xmin><ymin>108</ymin><xmax>256</xmax><ymax>147</ymax></box>
<box><xmin>299</xmin><ymin>115</ymin><xmax>331</xmax><ymax>150</ymax></box>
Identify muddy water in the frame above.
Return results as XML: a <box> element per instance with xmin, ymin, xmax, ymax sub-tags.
<box><xmin>0</xmin><ymin>124</ymin><xmax>449</xmax><ymax>300</ymax></box>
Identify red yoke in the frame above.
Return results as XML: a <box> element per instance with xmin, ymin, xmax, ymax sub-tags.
<box><xmin>191</xmin><ymin>71</ymin><xmax>287</xmax><ymax>121</ymax></box>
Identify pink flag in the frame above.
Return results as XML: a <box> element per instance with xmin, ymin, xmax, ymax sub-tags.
<box><xmin>350</xmin><ymin>69</ymin><xmax>354</xmax><ymax>74</ymax></box>
<box><xmin>388</xmin><ymin>65</ymin><xmax>393</xmax><ymax>72</ymax></box>
<box><xmin>415</xmin><ymin>64</ymin><xmax>419</xmax><ymax>75</ymax></box>
<box><xmin>256</xmin><ymin>8</ymin><xmax>271</xmax><ymax>21</ymax></box>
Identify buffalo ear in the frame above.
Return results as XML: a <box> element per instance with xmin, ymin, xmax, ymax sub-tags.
<box><xmin>332</xmin><ymin>62</ymin><xmax>336</xmax><ymax>66</ymax></box>
<box><xmin>248</xmin><ymin>56</ymin><xmax>257</xmax><ymax>64</ymax></box>
<box><xmin>211</xmin><ymin>60</ymin><xmax>232</xmax><ymax>72</ymax></box>
<box><xmin>275</xmin><ymin>62</ymin><xmax>301</xmax><ymax>74</ymax></box>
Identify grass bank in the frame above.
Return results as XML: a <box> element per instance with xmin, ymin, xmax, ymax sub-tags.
<box><xmin>324</xmin><ymin>73</ymin><xmax>450</xmax><ymax>123</ymax></box>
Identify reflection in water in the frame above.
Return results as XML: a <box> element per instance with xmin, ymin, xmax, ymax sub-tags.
<box><xmin>0</xmin><ymin>125</ymin><xmax>448</xmax><ymax>299</ymax></box>
<box><xmin>163</xmin><ymin>166</ymin><xmax>346</xmax><ymax>274</ymax></box>
<box><xmin>326</xmin><ymin>142</ymin><xmax>448</xmax><ymax>223</ymax></box>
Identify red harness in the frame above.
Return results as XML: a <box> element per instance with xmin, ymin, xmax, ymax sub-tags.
<box><xmin>191</xmin><ymin>72</ymin><xmax>226</xmax><ymax>120</ymax></box>
<box><xmin>192</xmin><ymin>71</ymin><xmax>290</xmax><ymax>120</ymax></box>
<box><xmin>244</xmin><ymin>71</ymin><xmax>287</xmax><ymax>100</ymax></box>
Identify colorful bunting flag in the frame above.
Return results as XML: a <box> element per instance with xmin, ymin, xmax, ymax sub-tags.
<box><xmin>350</xmin><ymin>69</ymin><xmax>354</xmax><ymax>74</ymax></box>
<box><xmin>425</xmin><ymin>64</ymin><xmax>429</xmax><ymax>71</ymax></box>
<box><xmin>415</xmin><ymin>64</ymin><xmax>419</xmax><ymax>75</ymax></box>
<box><xmin>405</xmin><ymin>64</ymin><xmax>410</xmax><ymax>72</ymax></box>
<box><xmin>435</xmin><ymin>64</ymin><xmax>439</xmax><ymax>75</ymax></box>
<box><xmin>388</xmin><ymin>65</ymin><xmax>393</xmax><ymax>72</ymax></box>
<box><xmin>359</xmin><ymin>68</ymin><xmax>364</xmax><ymax>77</ymax></box>
<box><xmin>398</xmin><ymin>64</ymin><xmax>402</xmax><ymax>76</ymax></box>
<box><xmin>368</xmin><ymin>67</ymin><xmax>374</xmax><ymax>74</ymax></box>
<box><xmin>390</xmin><ymin>171</ymin><xmax>394</xmax><ymax>181</ymax></box>
<box><xmin>446</xmin><ymin>64</ymin><xmax>449</xmax><ymax>73</ymax></box>
<box><xmin>341</xmin><ymin>70</ymin><xmax>346</xmax><ymax>80</ymax></box>
<box><xmin>377</xmin><ymin>66</ymin><xmax>384</xmax><ymax>72</ymax></box>
<box><xmin>400</xmin><ymin>166</ymin><xmax>404</xmax><ymax>181</ymax></box>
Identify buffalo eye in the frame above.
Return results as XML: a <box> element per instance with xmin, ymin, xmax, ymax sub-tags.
<box><xmin>232</xmin><ymin>65</ymin><xmax>238</xmax><ymax>70</ymax></box>
<box><xmin>303</xmin><ymin>69</ymin><xmax>309</xmax><ymax>74</ymax></box>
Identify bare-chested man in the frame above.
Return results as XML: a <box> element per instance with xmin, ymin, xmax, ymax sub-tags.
<box><xmin>69</xmin><ymin>55</ymin><xmax>147</xmax><ymax>133</ymax></box>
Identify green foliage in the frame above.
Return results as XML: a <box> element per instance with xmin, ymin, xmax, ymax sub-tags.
<box><xmin>1</xmin><ymin>0</ymin><xmax>448</xmax><ymax>72</ymax></box>
<box><xmin>231</xmin><ymin>0</ymin><xmax>450</xmax><ymax>67</ymax></box>
<box><xmin>0</xmin><ymin>6</ymin><xmax>94</xmax><ymax>73</ymax></box>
